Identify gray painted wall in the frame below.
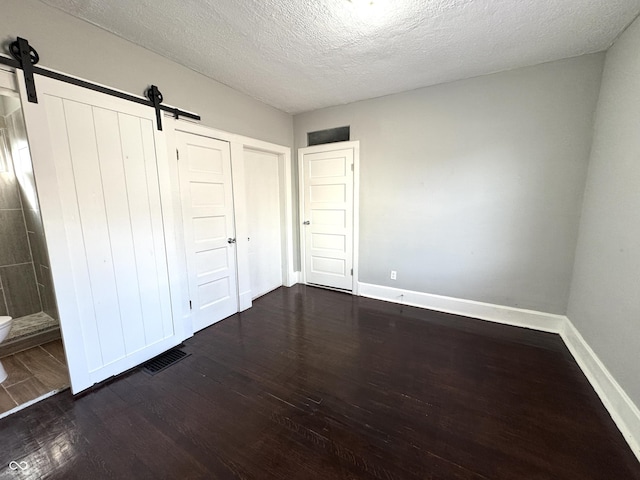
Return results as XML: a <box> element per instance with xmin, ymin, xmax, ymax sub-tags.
<box><xmin>567</xmin><ymin>17</ymin><xmax>640</xmax><ymax>407</ymax></box>
<box><xmin>0</xmin><ymin>0</ymin><xmax>293</xmax><ymax>147</ymax></box>
<box><xmin>294</xmin><ymin>54</ymin><xmax>604</xmax><ymax>314</ymax></box>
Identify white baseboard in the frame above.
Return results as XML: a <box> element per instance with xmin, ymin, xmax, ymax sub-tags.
<box><xmin>561</xmin><ymin>318</ymin><xmax>640</xmax><ymax>462</ymax></box>
<box><xmin>357</xmin><ymin>281</ymin><xmax>640</xmax><ymax>464</ymax></box>
<box><xmin>285</xmin><ymin>271</ymin><xmax>300</xmax><ymax>287</ymax></box>
<box><xmin>357</xmin><ymin>282</ymin><xmax>564</xmax><ymax>333</ymax></box>
<box><xmin>238</xmin><ymin>290</ymin><xmax>252</xmax><ymax>312</ymax></box>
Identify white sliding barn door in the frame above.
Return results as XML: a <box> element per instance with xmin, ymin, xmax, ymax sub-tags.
<box><xmin>19</xmin><ymin>75</ymin><xmax>182</xmax><ymax>394</ymax></box>
<box><xmin>244</xmin><ymin>149</ymin><xmax>283</xmax><ymax>299</ymax></box>
<box><xmin>177</xmin><ymin>132</ymin><xmax>238</xmax><ymax>332</ymax></box>
<box><xmin>300</xmin><ymin>144</ymin><xmax>356</xmax><ymax>291</ymax></box>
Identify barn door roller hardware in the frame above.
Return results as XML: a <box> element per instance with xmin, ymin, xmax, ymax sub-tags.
<box><xmin>9</xmin><ymin>37</ymin><xmax>38</xmax><ymax>103</ymax></box>
<box><xmin>0</xmin><ymin>37</ymin><xmax>200</xmax><ymax>130</ymax></box>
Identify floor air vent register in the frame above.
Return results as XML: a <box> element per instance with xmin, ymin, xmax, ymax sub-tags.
<box><xmin>141</xmin><ymin>348</ymin><xmax>190</xmax><ymax>375</ymax></box>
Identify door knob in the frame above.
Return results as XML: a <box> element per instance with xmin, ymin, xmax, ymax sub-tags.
<box><xmin>227</xmin><ymin>238</ymin><xmax>236</xmax><ymax>244</ymax></box>
<box><xmin>303</xmin><ymin>221</ymin><xmax>310</xmax><ymax>225</ymax></box>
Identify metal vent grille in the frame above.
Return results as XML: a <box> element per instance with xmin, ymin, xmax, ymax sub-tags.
<box><xmin>307</xmin><ymin>126</ymin><xmax>350</xmax><ymax>146</ymax></box>
<box><xmin>141</xmin><ymin>348</ymin><xmax>190</xmax><ymax>375</ymax></box>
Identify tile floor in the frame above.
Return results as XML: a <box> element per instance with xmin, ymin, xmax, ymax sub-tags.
<box><xmin>0</xmin><ymin>340</ymin><xmax>69</xmax><ymax>416</ymax></box>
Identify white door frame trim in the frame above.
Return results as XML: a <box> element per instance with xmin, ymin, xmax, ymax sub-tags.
<box><xmin>298</xmin><ymin>140</ymin><xmax>360</xmax><ymax>295</ymax></box>
<box><xmin>164</xmin><ymin>118</ymin><xmax>295</xmax><ymax>337</ymax></box>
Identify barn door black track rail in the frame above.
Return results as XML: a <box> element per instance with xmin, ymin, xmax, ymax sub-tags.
<box><xmin>0</xmin><ymin>37</ymin><xmax>200</xmax><ymax>130</ymax></box>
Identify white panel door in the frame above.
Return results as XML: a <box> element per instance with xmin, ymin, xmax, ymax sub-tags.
<box><xmin>244</xmin><ymin>149</ymin><xmax>283</xmax><ymax>299</ymax></box>
<box><xmin>19</xmin><ymin>74</ymin><xmax>181</xmax><ymax>394</ymax></box>
<box><xmin>301</xmin><ymin>146</ymin><xmax>354</xmax><ymax>291</ymax></box>
<box><xmin>177</xmin><ymin>132</ymin><xmax>238</xmax><ymax>332</ymax></box>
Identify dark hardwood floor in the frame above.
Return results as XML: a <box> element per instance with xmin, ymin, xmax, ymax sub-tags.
<box><xmin>0</xmin><ymin>285</ymin><xmax>638</xmax><ymax>479</ymax></box>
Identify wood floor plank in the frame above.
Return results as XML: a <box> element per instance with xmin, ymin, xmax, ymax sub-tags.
<box><xmin>40</xmin><ymin>339</ymin><xmax>67</xmax><ymax>365</ymax></box>
<box><xmin>0</xmin><ymin>355</ymin><xmax>34</xmax><ymax>387</ymax></box>
<box><xmin>0</xmin><ymin>387</ymin><xmax>17</xmax><ymax>413</ymax></box>
<box><xmin>13</xmin><ymin>346</ymin><xmax>69</xmax><ymax>391</ymax></box>
<box><xmin>5</xmin><ymin>377</ymin><xmax>50</xmax><ymax>405</ymax></box>
<box><xmin>0</xmin><ymin>285</ymin><xmax>638</xmax><ymax>479</ymax></box>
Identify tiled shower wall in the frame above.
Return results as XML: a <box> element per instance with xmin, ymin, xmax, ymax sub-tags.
<box><xmin>0</xmin><ymin>104</ymin><xmax>58</xmax><ymax>321</ymax></box>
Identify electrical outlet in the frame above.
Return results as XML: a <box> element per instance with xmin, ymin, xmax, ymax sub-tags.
<box><xmin>390</xmin><ymin>270</ymin><xmax>397</xmax><ymax>280</ymax></box>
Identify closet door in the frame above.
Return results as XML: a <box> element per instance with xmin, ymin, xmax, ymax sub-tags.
<box><xmin>244</xmin><ymin>149</ymin><xmax>283</xmax><ymax>299</ymax></box>
<box><xmin>177</xmin><ymin>132</ymin><xmax>238</xmax><ymax>332</ymax></box>
<box><xmin>19</xmin><ymin>74</ymin><xmax>182</xmax><ymax>394</ymax></box>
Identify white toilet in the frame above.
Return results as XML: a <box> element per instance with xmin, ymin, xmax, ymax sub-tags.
<box><xmin>0</xmin><ymin>316</ymin><xmax>14</xmax><ymax>383</ymax></box>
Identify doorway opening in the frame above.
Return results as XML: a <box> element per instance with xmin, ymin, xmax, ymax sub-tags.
<box><xmin>0</xmin><ymin>83</ymin><xmax>69</xmax><ymax>418</ymax></box>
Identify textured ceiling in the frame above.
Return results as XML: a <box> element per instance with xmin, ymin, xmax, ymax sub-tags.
<box><xmin>40</xmin><ymin>0</ymin><xmax>640</xmax><ymax>114</ymax></box>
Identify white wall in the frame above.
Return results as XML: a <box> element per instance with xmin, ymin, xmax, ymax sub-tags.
<box><xmin>0</xmin><ymin>0</ymin><xmax>292</xmax><ymax>147</ymax></box>
<box><xmin>294</xmin><ymin>54</ymin><xmax>604</xmax><ymax>314</ymax></box>
<box><xmin>568</xmin><ymin>16</ymin><xmax>640</xmax><ymax>407</ymax></box>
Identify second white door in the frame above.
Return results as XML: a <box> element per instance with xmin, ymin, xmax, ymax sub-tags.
<box><xmin>177</xmin><ymin>132</ymin><xmax>238</xmax><ymax>332</ymax></box>
<box><xmin>244</xmin><ymin>149</ymin><xmax>283</xmax><ymax>299</ymax></box>
<box><xmin>300</xmin><ymin>144</ymin><xmax>355</xmax><ymax>291</ymax></box>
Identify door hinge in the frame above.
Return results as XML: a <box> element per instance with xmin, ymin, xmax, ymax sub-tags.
<box><xmin>350</xmin><ymin>268</ymin><xmax>353</xmax><ymax>276</ymax></box>
<box><xmin>189</xmin><ymin>300</ymin><xmax>192</xmax><ymax>310</ymax></box>
<box><xmin>351</xmin><ymin>163</ymin><xmax>354</xmax><ymax>172</ymax></box>
<box><xmin>176</xmin><ymin>148</ymin><xmax>179</xmax><ymax>160</ymax></box>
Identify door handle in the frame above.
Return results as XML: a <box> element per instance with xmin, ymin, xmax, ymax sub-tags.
<box><xmin>303</xmin><ymin>221</ymin><xmax>310</xmax><ymax>225</ymax></box>
<box><xmin>227</xmin><ymin>238</ymin><xmax>236</xmax><ymax>244</ymax></box>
